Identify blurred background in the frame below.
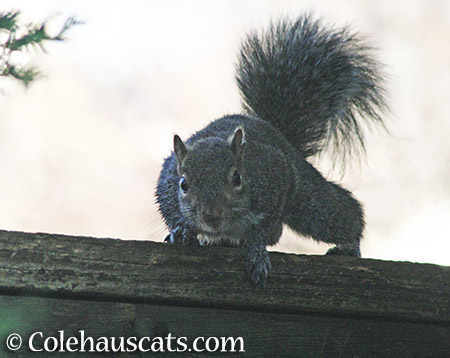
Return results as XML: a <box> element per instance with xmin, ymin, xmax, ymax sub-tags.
<box><xmin>0</xmin><ymin>0</ymin><xmax>449</xmax><ymax>266</ymax></box>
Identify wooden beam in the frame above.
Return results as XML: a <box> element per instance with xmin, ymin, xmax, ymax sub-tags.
<box><xmin>0</xmin><ymin>230</ymin><xmax>448</xmax><ymax>322</ymax></box>
<box><xmin>0</xmin><ymin>230</ymin><xmax>449</xmax><ymax>356</ymax></box>
<box><xmin>1</xmin><ymin>295</ymin><xmax>449</xmax><ymax>357</ymax></box>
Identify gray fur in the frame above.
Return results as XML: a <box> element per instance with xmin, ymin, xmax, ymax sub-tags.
<box><xmin>156</xmin><ymin>14</ymin><xmax>386</xmax><ymax>287</ymax></box>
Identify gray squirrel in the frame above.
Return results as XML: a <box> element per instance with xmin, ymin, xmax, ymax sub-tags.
<box><xmin>156</xmin><ymin>14</ymin><xmax>387</xmax><ymax>286</ymax></box>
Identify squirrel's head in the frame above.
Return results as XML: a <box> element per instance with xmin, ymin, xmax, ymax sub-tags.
<box><xmin>173</xmin><ymin>127</ymin><xmax>254</xmax><ymax>240</ymax></box>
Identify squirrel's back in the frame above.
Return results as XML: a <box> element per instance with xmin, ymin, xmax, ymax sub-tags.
<box><xmin>235</xmin><ymin>14</ymin><xmax>387</xmax><ymax>162</ymax></box>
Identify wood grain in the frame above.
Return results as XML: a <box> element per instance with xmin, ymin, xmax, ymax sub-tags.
<box><xmin>0</xmin><ymin>230</ymin><xmax>448</xmax><ymax>323</ymax></box>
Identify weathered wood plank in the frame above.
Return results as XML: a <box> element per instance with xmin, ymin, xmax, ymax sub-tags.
<box><xmin>0</xmin><ymin>295</ymin><xmax>449</xmax><ymax>357</ymax></box>
<box><xmin>0</xmin><ymin>230</ymin><xmax>448</xmax><ymax>324</ymax></box>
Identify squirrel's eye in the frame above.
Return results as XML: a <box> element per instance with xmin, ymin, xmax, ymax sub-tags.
<box><xmin>231</xmin><ymin>170</ymin><xmax>242</xmax><ymax>188</ymax></box>
<box><xmin>179</xmin><ymin>176</ymin><xmax>189</xmax><ymax>194</ymax></box>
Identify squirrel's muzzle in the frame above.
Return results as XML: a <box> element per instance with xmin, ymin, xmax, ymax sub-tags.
<box><xmin>201</xmin><ymin>206</ymin><xmax>224</xmax><ymax>230</ymax></box>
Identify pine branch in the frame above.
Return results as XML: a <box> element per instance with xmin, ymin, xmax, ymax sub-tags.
<box><xmin>1</xmin><ymin>64</ymin><xmax>40</xmax><ymax>87</ymax></box>
<box><xmin>0</xmin><ymin>10</ymin><xmax>82</xmax><ymax>87</ymax></box>
<box><xmin>5</xmin><ymin>24</ymin><xmax>53</xmax><ymax>52</ymax></box>
<box><xmin>54</xmin><ymin>17</ymin><xmax>83</xmax><ymax>41</ymax></box>
<box><xmin>0</xmin><ymin>11</ymin><xmax>19</xmax><ymax>31</ymax></box>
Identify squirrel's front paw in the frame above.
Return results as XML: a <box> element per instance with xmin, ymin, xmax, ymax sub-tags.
<box><xmin>245</xmin><ymin>244</ymin><xmax>271</xmax><ymax>287</ymax></box>
<box><xmin>164</xmin><ymin>226</ymin><xmax>199</xmax><ymax>247</ymax></box>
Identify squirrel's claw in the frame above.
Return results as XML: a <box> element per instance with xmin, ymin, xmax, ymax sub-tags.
<box><xmin>165</xmin><ymin>226</ymin><xmax>200</xmax><ymax>247</ymax></box>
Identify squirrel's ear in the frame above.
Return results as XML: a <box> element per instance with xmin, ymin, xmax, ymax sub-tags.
<box><xmin>229</xmin><ymin>127</ymin><xmax>246</xmax><ymax>157</ymax></box>
<box><xmin>174</xmin><ymin>135</ymin><xmax>188</xmax><ymax>172</ymax></box>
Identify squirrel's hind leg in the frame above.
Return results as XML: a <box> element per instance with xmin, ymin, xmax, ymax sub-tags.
<box><xmin>283</xmin><ymin>174</ymin><xmax>364</xmax><ymax>258</ymax></box>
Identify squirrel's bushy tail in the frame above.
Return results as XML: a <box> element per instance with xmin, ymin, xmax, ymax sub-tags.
<box><xmin>235</xmin><ymin>14</ymin><xmax>387</xmax><ymax>162</ymax></box>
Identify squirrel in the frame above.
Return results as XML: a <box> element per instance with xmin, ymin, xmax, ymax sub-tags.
<box><xmin>155</xmin><ymin>14</ymin><xmax>387</xmax><ymax>287</ymax></box>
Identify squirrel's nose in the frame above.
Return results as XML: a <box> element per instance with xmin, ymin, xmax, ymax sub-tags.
<box><xmin>201</xmin><ymin>207</ymin><xmax>223</xmax><ymax>229</ymax></box>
